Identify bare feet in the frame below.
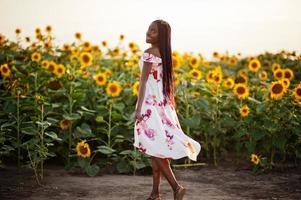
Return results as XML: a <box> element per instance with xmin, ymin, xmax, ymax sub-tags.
<box><xmin>173</xmin><ymin>185</ymin><xmax>186</xmax><ymax>200</ymax></box>
<box><xmin>146</xmin><ymin>192</ymin><xmax>161</xmax><ymax>200</ymax></box>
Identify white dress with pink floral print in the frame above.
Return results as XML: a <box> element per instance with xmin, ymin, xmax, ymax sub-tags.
<box><xmin>133</xmin><ymin>52</ymin><xmax>201</xmax><ymax>161</ymax></box>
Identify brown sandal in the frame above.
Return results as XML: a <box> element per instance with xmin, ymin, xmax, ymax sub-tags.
<box><xmin>174</xmin><ymin>185</ymin><xmax>186</xmax><ymax>200</ymax></box>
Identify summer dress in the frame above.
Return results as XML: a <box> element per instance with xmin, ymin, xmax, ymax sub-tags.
<box><xmin>133</xmin><ymin>52</ymin><xmax>201</xmax><ymax>161</ymax></box>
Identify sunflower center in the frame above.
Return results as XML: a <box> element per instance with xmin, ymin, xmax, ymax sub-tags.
<box><xmin>80</xmin><ymin>146</ymin><xmax>88</xmax><ymax>155</ymax></box>
<box><xmin>296</xmin><ymin>88</ymin><xmax>301</xmax><ymax>96</ymax></box>
<box><xmin>2</xmin><ymin>67</ymin><xmax>8</xmax><ymax>73</ymax></box>
<box><xmin>276</xmin><ymin>72</ymin><xmax>282</xmax><ymax>78</ymax></box>
<box><xmin>237</xmin><ymin>86</ymin><xmax>245</xmax><ymax>94</ymax></box>
<box><xmin>284</xmin><ymin>72</ymin><xmax>291</xmax><ymax>79</ymax></box>
<box><xmin>58</xmin><ymin>68</ymin><xmax>63</xmax><ymax>73</ymax></box>
<box><xmin>110</xmin><ymin>85</ymin><xmax>117</xmax><ymax>93</ymax></box>
<box><xmin>98</xmin><ymin>76</ymin><xmax>104</xmax><ymax>81</ymax></box>
<box><xmin>272</xmin><ymin>83</ymin><xmax>283</xmax><ymax>94</ymax></box>
<box><xmin>252</xmin><ymin>62</ymin><xmax>258</xmax><ymax>68</ymax></box>
<box><xmin>63</xmin><ymin>120</ymin><xmax>69</xmax><ymax>126</ymax></box>
<box><xmin>83</xmin><ymin>55</ymin><xmax>90</xmax><ymax>63</ymax></box>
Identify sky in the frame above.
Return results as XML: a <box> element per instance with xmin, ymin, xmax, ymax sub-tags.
<box><xmin>1</xmin><ymin>0</ymin><xmax>300</xmax><ymax>59</ymax></box>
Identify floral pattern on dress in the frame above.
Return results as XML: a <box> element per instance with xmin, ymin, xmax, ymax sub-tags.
<box><xmin>165</xmin><ymin>130</ymin><xmax>175</xmax><ymax>150</ymax></box>
<box><xmin>133</xmin><ymin>52</ymin><xmax>201</xmax><ymax>161</ymax></box>
<box><xmin>135</xmin><ymin>109</ymin><xmax>156</xmax><ymax>140</ymax></box>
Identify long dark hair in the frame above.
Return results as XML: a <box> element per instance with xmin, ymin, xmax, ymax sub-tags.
<box><xmin>153</xmin><ymin>20</ymin><xmax>176</xmax><ymax>107</ymax></box>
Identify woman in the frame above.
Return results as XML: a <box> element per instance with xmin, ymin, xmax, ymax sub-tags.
<box><xmin>133</xmin><ymin>19</ymin><xmax>201</xmax><ymax>200</ymax></box>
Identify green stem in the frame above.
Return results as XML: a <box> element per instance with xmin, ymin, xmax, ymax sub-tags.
<box><xmin>17</xmin><ymin>95</ymin><xmax>20</xmax><ymax>170</ymax></box>
<box><xmin>68</xmin><ymin>81</ymin><xmax>73</xmax><ymax>166</ymax></box>
<box><xmin>40</xmin><ymin>103</ymin><xmax>44</xmax><ymax>180</ymax></box>
<box><xmin>108</xmin><ymin>102</ymin><xmax>112</xmax><ymax>148</ymax></box>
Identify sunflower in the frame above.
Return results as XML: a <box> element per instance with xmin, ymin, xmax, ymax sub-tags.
<box><xmin>45</xmin><ymin>25</ymin><xmax>52</xmax><ymax>33</ymax></box>
<box><xmin>95</xmin><ymin>72</ymin><xmax>107</xmax><ymax>86</ymax></box>
<box><xmin>233</xmin><ymin>83</ymin><xmax>249</xmax><ymax>99</ymax></box>
<box><xmin>132</xmin><ymin>81</ymin><xmax>139</xmax><ymax>96</ymax></box>
<box><xmin>250</xmin><ymin>153</ymin><xmax>260</xmax><ymax>165</ymax></box>
<box><xmin>272</xmin><ymin>63</ymin><xmax>281</xmax><ymax>72</ymax></box>
<box><xmin>25</xmin><ymin>37</ymin><xmax>30</xmax><ymax>43</ymax></box>
<box><xmin>31</xmin><ymin>52</ymin><xmax>41</xmax><ymax>62</ymax></box>
<box><xmin>62</xmin><ymin>44</ymin><xmax>71</xmax><ymax>52</ymax></box>
<box><xmin>283</xmin><ymin>68</ymin><xmax>294</xmax><ymax>80</ymax></box>
<box><xmin>35</xmin><ymin>28</ymin><xmax>41</xmax><ymax>35</ymax></box>
<box><xmin>59</xmin><ymin>119</ymin><xmax>70</xmax><ymax>130</ymax></box>
<box><xmin>0</xmin><ymin>34</ymin><xmax>6</xmax><ymax>44</ymax></box>
<box><xmin>54</xmin><ymin>64</ymin><xmax>65</xmax><ymax>78</ymax></box>
<box><xmin>104</xmin><ymin>69</ymin><xmax>112</xmax><ymax>76</ymax></box>
<box><xmin>189</xmin><ymin>56</ymin><xmax>200</xmax><ymax>68</ymax></box>
<box><xmin>206</xmin><ymin>71</ymin><xmax>215</xmax><ymax>83</ymax></box>
<box><xmin>106</xmin><ymin>81</ymin><xmax>122</xmax><ymax>97</ymax></box>
<box><xmin>79</xmin><ymin>52</ymin><xmax>93</xmax><ymax>67</ymax></box>
<box><xmin>172</xmin><ymin>55</ymin><xmax>181</xmax><ymax>69</ymax></box>
<box><xmin>15</xmin><ymin>28</ymin><xmax>21</xmax><ymax>35</ymax></box>
<box><xmin>223</xmin><ymin>78</ymin><xmax>235</xmax><ymax>89</ymax></box>
<box><xmin>239</xmin><ymin>105</ymin><xmax>250</xmax><ymax>117</ymax></box>
<box><xmin>75</xmin><ymin>32</ymin><xmax>82</xmax><ymax>40</ymax></box>
<box><xmin>292</xmin><ymin>83</ymin><xmax>301</xmax><ymax>102</ymax></box>
<box><xmin>212</xmin><ymin>51</ymin><xmax>220</xmax><ymax>58</ymax></box>
<box><xmin>248</xmin><ymin>58</ymin><xmax>261</xmax><ymax>72</ymax></box>
<box><xmin>258</xmin><ymin>71</ymin><xmax>268</xmax><ymax>81</ymax></box>
<box><xmin>189</xmin><ymin>69</ymin><xmax>202</xmax><ymax>80</ymax></box>
<box><xmin>119</xmin><ymin>34</ymin><xmax>125</xmax><ymax>40</ymax></box>
<box><xmin>0</xmin><ymin>64</ymin><xmax>10</xmax><ymax>77</ymax></box>
<box><xmin>76</xmin><ymin>140</ymin><xmax>91</xmax><ymax>158</ymax></box>
<box><xmin>273</xmin><ymin>69</ymin><xmax>284</xmax><ymax>80</ymax></box>
<box><xmin>269</xmin><ymin>80</ymin><xmax>287</xmax><ymax>100</ymax></box>
<box><xmin>238</xmin><ymin>69</ymin><xmax>248</xmax><ymax>77</ymax></box>
<box><xmin>82</xmin><ymin>41</ymin><xmax>92</xmax><ymax>51</ymax></box>
<box><xmin>102</xmin><ymin>40</ymin><xmax>108</xmax><ymax>47</ymax></box>
<box><xmin>71</xmin><ymin>47</ymin><xmax>80</xmax><ymax>55</ymax></box>
<box><xmin>212</xmin><ymin>72</ymin><xmax>222</xmax><ymax>85</ymax></box>
<box><xmin>44</xmin><ymin>42</ymin><xmax>52</xmax><ymax>49</ymax></box>
<box><xmin>229</xmin><ymin>56</ymin><xmax>237</xmax><ymax>65</ymax></box>
<box><xmin>41</xmin><ymin>60</ymin><xmax>49</xmax><ymax>69</ymax></box>
<box><xmin>47</xmin><ymin>61</ymin><xmax>57</xmax><ymax>74</ymax></box>
<box><xmin>234</xmin><ymin>74</ymin><xmax>248</xmax><ymax>84</ymax></box>
<box><xmin>112</xmin><ymin>47</ymin><xmax>120</xmax><ymax>57</ymax></box>
<box><xmin>280</xmin><ymin>78</ymin><xmax>290</xmax><ymax>90</ymax></box>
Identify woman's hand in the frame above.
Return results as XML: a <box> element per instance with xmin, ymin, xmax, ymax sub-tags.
<box><xmin>135</xmin><ymin>108</ymin><xmax>143</xmax><ymax>124</ymax></box>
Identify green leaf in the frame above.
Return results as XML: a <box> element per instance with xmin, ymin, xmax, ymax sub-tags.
<box><xmin>112</xmin><ymin>102</ymin><xmax>125</xmax><ymax>112</ymax></box>
<box><xmin>116</xmin><ymin>160</ymin><xmax>131</xmax><ymax>173</ymax></box>
<box><xmin>63</xmin><ymin>113</ymin><xmax>81</xmax><ymax>121</ymax></box>
<box><xmin>85</xmin><ymin>164</ymin><xmax>100</xmax><ymax>176</ymax></box>
<box><xmin>182</xmin><ymin>116</ymin><xmax>200</xmax><ymax>129</ymax></box>
<box><xmin>80</xmin><ymin>106</ymin><xmax>97</xmax><ymax>113</ymax></box>
<box><xmin>78</xmin><ymin>157</ymin><xmax>89</xmax><ymax>168</ymax></box>
<box><xmin>251</xmin><ymin>131</ymin><xmax>265</xmax><ymax>141</ymax></box>
<box><xmin>119</xmin><ymin>150</ymin><xmax>132</xmax><ymax>155</ymax></box>
<box><xmin>95</xmin><ymin>115</ymin><xmax>104</xmax><ymax>122</ymax></box>
<box><xmin>74</xmin><ymin>123</ymin><xmax>94</xmax><ymax>138</ymax></box>
<box><xmin>196</xmin><ymin>98</ymin><xmax>209</xmax><ymax>110</ymax></box>
<box><xmin>95</xmin><ymin>145</ymin><xmax>116</xmax><ymax>155</ymax></box>
<box><xmin>45</xmin><ymin>131</ymin><xmax>62</xmax><ymax>141</ymax></box>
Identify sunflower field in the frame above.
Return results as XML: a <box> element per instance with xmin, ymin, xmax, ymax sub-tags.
<box><xmin>0</xmin><ymin>26</ymin><xmax>301</xmax><ymax>183</ymax></box>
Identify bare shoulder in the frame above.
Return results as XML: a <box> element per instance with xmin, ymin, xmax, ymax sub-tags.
<box><xmin>144</xmin><ymin>47</ymin><xmax>161</xmax><ymax>58</ymax></box>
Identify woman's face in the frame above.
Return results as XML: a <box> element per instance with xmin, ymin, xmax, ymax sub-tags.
<box><xmin>146</xmin><ymin>22</ymin><xmax>159</xmax><ymax>44</ymax></box>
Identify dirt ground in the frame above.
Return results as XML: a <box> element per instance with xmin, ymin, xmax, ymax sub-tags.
<box><xmin>0</xmin><ymin>160</ymin><xmax>301</xmax><ymax>200</ymax></box>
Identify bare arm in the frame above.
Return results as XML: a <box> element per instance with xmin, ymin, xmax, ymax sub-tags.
<box><xmin>135</xmin><ymin>61</ymin><xmax>153</xmax><ymax>112</ymax></box>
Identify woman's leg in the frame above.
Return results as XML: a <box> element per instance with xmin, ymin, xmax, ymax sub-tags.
<box><xmin>150</xmin><ymin>156</ymin><xmax>161</xmax><ymax>196</ymax></box>
<box><xmin>153</xmin><ymin>157</ymin><xmax>180</xmax><ymax>192</ymax></box>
